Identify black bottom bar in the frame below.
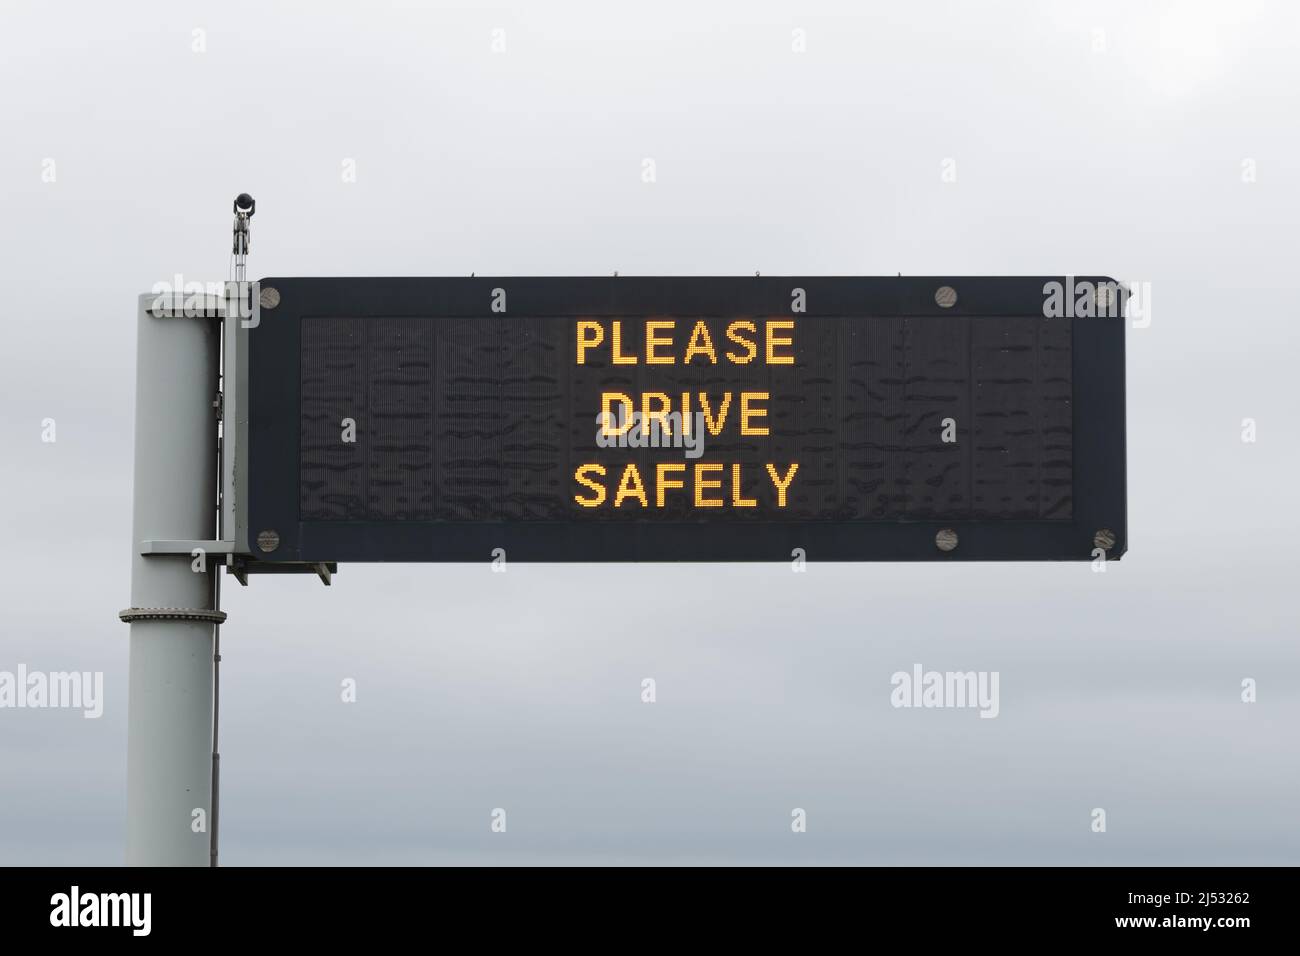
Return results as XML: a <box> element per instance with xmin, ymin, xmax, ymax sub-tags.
<box><xmin>3</xmin><ymin>866</ymin><xmax>1274</xmax><ymax>942</ymax></box>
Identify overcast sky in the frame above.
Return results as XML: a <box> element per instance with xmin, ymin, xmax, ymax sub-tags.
<box><xmin>1</xmin><ymin>0</ymin><xmax>1298</xmax><ymax>865</ymax></box>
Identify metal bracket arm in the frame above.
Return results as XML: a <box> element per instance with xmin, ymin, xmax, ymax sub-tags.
<box><xmin>140</xmin><ymin>540</ymin><xmax>236</xmax><ymax>555</ymax></box>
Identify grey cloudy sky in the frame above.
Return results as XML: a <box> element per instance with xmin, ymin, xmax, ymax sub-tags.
<box><xmin>1</xmin><ymin>0</ymin><xmax>1298</xmax><ymax>864</ymax></box>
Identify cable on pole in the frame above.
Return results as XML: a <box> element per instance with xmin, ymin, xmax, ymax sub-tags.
<box><xmin>213</xmin><ymin>192</ymin><xmax>254</xmax><ymax>866</ymax></box>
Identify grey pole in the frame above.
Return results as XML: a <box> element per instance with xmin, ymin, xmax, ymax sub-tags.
<box><xmin>122</xmin><ymin>293</ymin><xmax>221</xmax><ymax>866</ymax></box>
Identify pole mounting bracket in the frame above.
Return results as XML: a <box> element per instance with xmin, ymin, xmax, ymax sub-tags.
<box><xmin>227</xmin><ymin>556</ymin><xmax>336</xmax><ymax>587</ymax></box>
<box><xmin>140</xmin><ymin>540</ymin><xmax>236</xmax><ymax>555</ymax></box>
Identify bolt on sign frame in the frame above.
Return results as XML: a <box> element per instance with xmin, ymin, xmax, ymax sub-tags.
<box><xmin>235</xmin><ymin>276</ymin><xmax>1126</xmax><ymax>563</ymax></box>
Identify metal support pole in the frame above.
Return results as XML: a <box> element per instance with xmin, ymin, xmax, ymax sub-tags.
<box><xmin>123</xmin><ymin>294</ymin><xmax>221</xmax><ymax>866</ymax></box>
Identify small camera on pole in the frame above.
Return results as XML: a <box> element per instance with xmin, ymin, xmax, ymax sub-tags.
<box><xmin>232</xmin><ymin>193</ymin><xmax>255</xmax><ymax>281</ymax></box>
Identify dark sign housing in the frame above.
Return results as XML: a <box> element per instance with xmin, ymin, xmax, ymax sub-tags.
<box><xmin>246</xmin><ymin>277</ymin><xmax>1126</xmax><ymax>562</ymax></box>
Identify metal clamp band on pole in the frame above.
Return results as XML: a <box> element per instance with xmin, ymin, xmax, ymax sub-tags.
<box><xmin>119</xmin><ymin>607</ymin><xmax>228</xmax><ymax>624</ymax></box>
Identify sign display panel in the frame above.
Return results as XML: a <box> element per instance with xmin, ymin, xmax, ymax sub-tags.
<box><xmin>246</xmin><ymin>277</ymin><xmax>1126</xmax><ymax>562</ymax></box>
